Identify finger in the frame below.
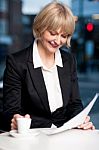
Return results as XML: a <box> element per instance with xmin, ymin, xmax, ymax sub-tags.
<box><xmin>83</xmin><ymin>122</ymin><xmax>94</xmax><ymax>130</ymax></box>
<box><xmin>11</xmin><ymin>122</ymin><xmax>17</xmax><ymax>130</ymax></box>
<box><xmin>84</xmin><ymin>116</ymin><xmax>90</xmax><ymax>123</ymax></box>
<box><xmin>78</xmin><ymin>116</ymin><xmax>90</xmax><ymax>128</ymax></box>
<box><xmin>11</xmin><ymin>118</ymin><xmax>17</xmax><ymax>126</ymax></box>
<box><xmin>92</xmin><ymin>125</ymin><xmax>95</xmax><ymax>130</ymax></box>
<box><xmin>78</xmin><ymin>121</ymin><xmax>91</xmax><ymax>129</ymax></box>
<box><xmin>79</xmin><ymin>122</ymin><xmax>93</xmax><ymax>130</ymax></box>
<box><xmin>13</xmin><ymin>114</ymin><xmax>23</xmax><ymax>121</ymax></box>
<box><xmin>11</xmin><ymin>118</ymin><xmax>17</xmax><ymax>129</ymax></box>
<box><xmin>24</xmin><ymin>114</ymin><xmax>30</xmax><ymax>118</ymax></box>
<box><xmin>84</xmin><ymin>116</ymin><xmax>95</xmax><ymax>130</ymax></box>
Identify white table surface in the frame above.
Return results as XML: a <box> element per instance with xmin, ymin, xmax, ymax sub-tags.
<box><xmin>0</xmin><ymin>129</ymin><xmax>99</xmax><ymax>150</ymax></box>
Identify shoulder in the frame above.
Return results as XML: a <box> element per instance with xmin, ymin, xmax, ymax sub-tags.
<box><xmin>5</xmin><ymin>43</ymin><xmax>33</xmax><ymax>78</ymax></box>
<box><xmin>9</xmin><ymin>43</ymin><xmax>33</xmax><ymax>63</ymax></box>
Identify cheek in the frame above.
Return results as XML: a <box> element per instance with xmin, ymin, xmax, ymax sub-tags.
<box><xmin>41</xmin><ymin>34</ymin><xmax>50</xmax><ymax>42</ymax></box>
<box><xmin>62</xmin><ymin>38</ymin><xmax>67</xmax><ymax>44</ymax></box>
<box><xmin>40</xmin><ymin>36</ymin><xmax>49</xmax><ymax>47</ymax></box>
<box><xmin>43</xmin><ymin>32</ymin><xmax>54</xmax><ymax>42</ymax></box>
<box><xmin>61</xmin><ymin>39</ymin><xmax>66</xmax><ymax>45</ymax></box>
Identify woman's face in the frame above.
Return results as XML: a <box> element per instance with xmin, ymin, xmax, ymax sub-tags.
<box><xmin>38</xmin><ymin>28</ymin><xmax>67</xmax><ymax>54</ymax></box>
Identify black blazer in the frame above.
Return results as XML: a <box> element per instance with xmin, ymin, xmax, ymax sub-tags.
<box><xmin>3</xmin><ymin>43</ymin><xmax>83</xmax><ymax>130</ymax></box>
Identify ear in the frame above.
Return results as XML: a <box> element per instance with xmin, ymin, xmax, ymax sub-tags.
<box><xmin>74</xmin><ymin>16</ymin><xmax>78</xmax><ymax>22</ymax></box>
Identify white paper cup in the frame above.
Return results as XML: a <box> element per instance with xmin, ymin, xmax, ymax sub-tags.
<box><xmin>17</xmin><ymin>118</ymin><xmax>31</xmax><ymax>134</ymax></box>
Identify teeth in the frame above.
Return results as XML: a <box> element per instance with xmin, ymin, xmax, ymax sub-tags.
<box><xmin>50</xmin><ymin>41</ymin><xmax>55</xmax><ymax>45</ymax></box>
<box><xmin>50</xmin><ymin>41</ymin><xmax>59</xmax><ymax>47</ymax></box>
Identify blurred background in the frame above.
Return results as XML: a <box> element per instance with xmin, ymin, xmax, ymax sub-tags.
<box><xmin>0</xmin><ymin>0</ymin><xmax>99</xmax><ymax>129</ymax></box>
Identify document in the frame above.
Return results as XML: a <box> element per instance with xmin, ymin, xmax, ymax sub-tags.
<box><xmin>41</xmin><ymin>93</ymin><xmax>99</xmax><ymax>135</ymax></box>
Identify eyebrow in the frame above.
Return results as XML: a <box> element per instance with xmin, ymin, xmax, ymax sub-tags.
<box><xmin>49</xmin><ymin>30</ymin><xmax>68</xmax><ymax>35</ymax></box>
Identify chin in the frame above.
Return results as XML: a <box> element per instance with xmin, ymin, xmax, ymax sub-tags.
<box><xmin>48</xmin><ymin>48</ymin><xmax>57</xmax><ymax>53</ymax></box>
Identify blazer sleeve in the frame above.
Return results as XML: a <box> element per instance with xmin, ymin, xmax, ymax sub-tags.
<box><xmin>3</xmin><ymin>54</ymin><xmax>22</xmax><ymax>130</ymax></box>
<box><xmin>3</xmin><ymin>54</ymin><xmax>52</xmax><ymax>130</ymax></box>
<box><xmin>66</xmin><ymin>54</ymin><xmax>83</xmax><ymax>119</ymax></box>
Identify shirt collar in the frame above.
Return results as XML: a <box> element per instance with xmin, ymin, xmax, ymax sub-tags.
<box><xmin>33</xmin><ymin>40</ymin><xmax>63</xmax><ymax>69</ymax></box>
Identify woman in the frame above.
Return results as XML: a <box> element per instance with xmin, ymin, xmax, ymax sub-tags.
<box><xmin>3</xmin><ymin>2</ymin><xmax>94</xmax><ymax>131</ymax></box>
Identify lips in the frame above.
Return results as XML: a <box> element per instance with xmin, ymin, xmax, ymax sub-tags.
<box><xmin>49</xmin><ymin>41</ymin><xmax>59</xmax><ymax>48</ymax></box>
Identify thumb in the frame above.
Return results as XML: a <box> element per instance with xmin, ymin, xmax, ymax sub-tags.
<box><xmin>24</xmin><ymin>114</ymin><xmax>30</xmax><ymax>118</ymax></box>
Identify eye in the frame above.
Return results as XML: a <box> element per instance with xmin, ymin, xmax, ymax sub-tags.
<box><xmin>62</xmin><ymin>35</ymin><xmax>66</xmax><ymax>38</ymax></box>
<box><xmin>61</xmin><ymin>34</ymin><xmax>70</xmax><ymax>38</ymax></box>
<box><xmin>61</xmin><ymin>34</ymin><xmax>67</xmax><ymax>38</ymax></box>
<box><xmin>49</xmin><ymin>31</ymin><xmax>56</xmax><ymax>36</ymax></box>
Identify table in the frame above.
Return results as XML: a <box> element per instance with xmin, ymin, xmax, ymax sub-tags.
<box><xmin>0</xmin><ymin>129</ymin><xmax>99</xmax><ymax>150</ymax></box>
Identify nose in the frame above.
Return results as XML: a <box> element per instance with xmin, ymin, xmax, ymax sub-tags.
<box><xmin>55</xmin><ymin>35</ymin><xmax>61</xmax><ymax>45</ymax></box>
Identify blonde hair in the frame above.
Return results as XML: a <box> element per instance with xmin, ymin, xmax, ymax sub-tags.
<box><xmin>33</xmin><ymin>2</ymin><xmax>75</xmax><ymax>48</ymax></box>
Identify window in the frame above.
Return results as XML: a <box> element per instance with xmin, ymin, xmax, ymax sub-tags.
<box><xmin>0</xmin><ymin>0</ymin><xmax>8</xmax><ymax>12</ymax></box>
<box><xmin>0</xmin><ymin>19</ymin><xmax>8</xmax><ymax>34</ymax></box>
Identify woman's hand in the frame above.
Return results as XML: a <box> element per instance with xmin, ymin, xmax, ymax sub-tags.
<box><xmin>77</xmin><ymin>116</ymin><xmax>95</xmax><ymax>130</ymax></box>
<box><xmin>11</xmin><ymin>114</ymin><xmax>30</xmax><ymax>130</ymax></box>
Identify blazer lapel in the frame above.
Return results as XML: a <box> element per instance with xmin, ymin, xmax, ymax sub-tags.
<box><xmin>57</xmin><ymin>51</ymin><xmax>71</xmax><ymax>107</ymax></box>
<box><xmin>57</xmin><ymin>66</ymin><xmax>67</xmax><ymax>107</ymax></box>
<box><xmin>27</xmin><ymin>46</ymin><xmax>50</xmax><ymax>113</ymax></box>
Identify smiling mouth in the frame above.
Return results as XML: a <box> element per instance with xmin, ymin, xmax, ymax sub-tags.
<box><xmin>49</xmin><ymin>41</ymin><xmax>59</xmax><ymax>48</ymax></box>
